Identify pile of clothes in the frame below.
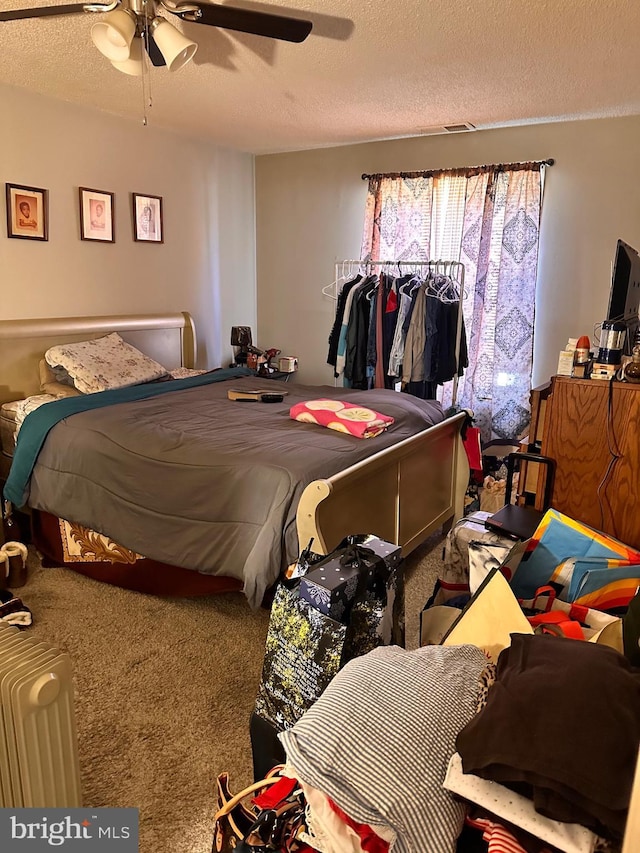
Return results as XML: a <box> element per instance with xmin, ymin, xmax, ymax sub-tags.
<box><xmin>278</xmin><ymin>635</ymin><xmax>639</xmax><ymax>853</ymax></box>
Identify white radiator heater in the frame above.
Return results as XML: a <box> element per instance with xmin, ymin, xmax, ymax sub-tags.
<box><xmin>0</xmin><ymin>620</ymin><xmax>82</xmax><ymax>807</ymax></box>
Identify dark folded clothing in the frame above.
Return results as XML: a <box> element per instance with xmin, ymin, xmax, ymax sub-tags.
<box><xmin>456</xmin><ymin>633</ymin><xmax>640</xmax><ymax>839</ymax></box>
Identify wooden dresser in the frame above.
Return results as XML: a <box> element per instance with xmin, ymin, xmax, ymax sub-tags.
<box><xmin>539</xmin><ymin>375</ymin><xmax>640</xmax><ymax>549</ymax></box>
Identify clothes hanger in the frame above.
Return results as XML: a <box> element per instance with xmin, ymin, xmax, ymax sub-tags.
<box><xmin>322</xmin><ymin>262</ymin><xmax>350</xmax><ymax>299</ymax></box>
<box><xmin>425</xmin><ymin>272</ymin><xmax>455</xmax><ymax>303</ymax></box>
<box><xmin>365</xmin><ymin>273</ymin><xmax>382</xmax><ymax>300</ymax></box>
<box><xmin>401</xmin><ymin>275</ymin><xmax>420</xmax><ymax>296</ymax></box>
<box><xmin>322</xmin><ymin>260</ymin><xmax>364</xmax><ymax>299</ymax></box>
<box><xmin>439</xmin><ymin>275</ymin><xmax>462</xmax><ymax>304</ymax></box>
<box><xmin>410</xmin><ymin>272</ymin><xmax>428</xmax><ymax>294</ymax></box>
<box><xmin>368</xmin><ymin>274</ymin><xmax>382</xmax><ymax>298</ymax></box>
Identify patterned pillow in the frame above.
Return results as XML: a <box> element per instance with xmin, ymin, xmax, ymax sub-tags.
<box><xmin>45</xmin><ymin>333</ymin><xmax>168</xmax><ymax>394</ymax></box>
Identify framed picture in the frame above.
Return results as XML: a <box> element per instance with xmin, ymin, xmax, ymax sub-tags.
<box><xmin>132</xmin><ymin>193</ymin><xmax>163</xmax><ymax>243</ymax></box>
<box><xmin>6</xmin><ymin>183</ymin><xmax>48</xmax><ymax>241</ymax></box>
<box><xmin>79</xmin><ymin>187</ymin><xmax>114</xmax><ymax>243</ymax></box>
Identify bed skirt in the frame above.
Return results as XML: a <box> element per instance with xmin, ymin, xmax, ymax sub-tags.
<box><xmin>31</xmin><ymin>510</ymin><xmax>243</xmax><ymax>597</ymax></box>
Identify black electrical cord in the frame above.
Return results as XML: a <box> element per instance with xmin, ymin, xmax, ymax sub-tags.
<box><xmin>596</xmin><ymin>375</ymin><xmax>622</xmax><ymax>533</ymax></box>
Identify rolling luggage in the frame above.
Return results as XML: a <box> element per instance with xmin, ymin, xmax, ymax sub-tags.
<box><xmin>485</xmin><ymin>452</ymin><xmax>555</xmax><ymax>540</ymax></box>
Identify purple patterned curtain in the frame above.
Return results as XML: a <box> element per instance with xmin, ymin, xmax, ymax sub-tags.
<box><xmin>361</xmin><ymin>176</ymin><xmax>433</xmax><ymax>261</ymax></box>
<box><xmin>360</xmin><ymin>165</ymin><xmax>543</xmax><ymax>441</ymax></box>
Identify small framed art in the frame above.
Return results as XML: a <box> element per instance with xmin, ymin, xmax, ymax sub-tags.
<box><xmin>79</xmin><ymin>187</ymin><xmax>115</xmax><ymax>243</ymax></box>
<box><xmin>6</xmin><ymin>183</ymin><xmax>48</xmax><ymax>241</ymax></box>
<box><xmin>132</xmin><ymin>193</ymin><xmax>163</xmax><ymax>243</ymax></box>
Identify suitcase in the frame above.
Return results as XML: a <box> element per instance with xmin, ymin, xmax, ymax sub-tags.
<box><xmin>485</xmin><ymin>453</ymin><xmax>555</xmax><ymax>541</ymax></box>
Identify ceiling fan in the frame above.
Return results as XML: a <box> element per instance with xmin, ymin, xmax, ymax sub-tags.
<box><xmin>0</xmin><ymin>0</ymin><xmax>313</xmax><ymax>74</ymax></box>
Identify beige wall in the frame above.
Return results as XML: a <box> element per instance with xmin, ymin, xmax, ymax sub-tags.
<box><xmin>256</xmin><ymin>116</ymin><xmax>640</xmax><ymax>387</ymax></box>
<box><xmin>0</xmin><ymin>83</ymin><xmax>256</xmax><ymax>369</ymax></box>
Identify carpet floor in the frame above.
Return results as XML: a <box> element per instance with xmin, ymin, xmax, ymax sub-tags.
<box><xmin>17</xmin><ymin>534</ymin><xmax>444</xmax><ymax>853</ymax></box>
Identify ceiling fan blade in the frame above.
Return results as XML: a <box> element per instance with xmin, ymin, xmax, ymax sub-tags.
<box><xmin>146</xmin><ymin>33</ymin><xmax>167</xmax><ymax>66</ymax></box>
<box><xmin>0</xmin><ymin>2</ymin><xmax>112</xmax><ymax>21</ymax></box>
<box><xmin>174</xmin><ymin>3</ymin><xmax>312</xmax><ymax>43</ymax></box>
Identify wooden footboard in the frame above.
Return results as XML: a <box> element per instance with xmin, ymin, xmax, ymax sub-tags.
<box><xmin>296</xmin><ymin>412</ymin><xmax>468</xmax><ymax>556</ymax></box>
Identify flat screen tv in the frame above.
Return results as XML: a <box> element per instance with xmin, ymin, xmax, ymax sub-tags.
<box><xmin>608</xmin><ymin>239</ymin><xmax>640</xmax><ymax>354</ymax></box>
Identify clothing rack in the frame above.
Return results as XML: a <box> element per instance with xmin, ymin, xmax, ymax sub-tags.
<box><xmin>324</xmin><ymin>259</ymin><xmax>466</xmax><ymax>405</ymax></box>
<box><xmin>322</xmin><ymin>259</ymin><xmax>465</xmax><ymax>300</ymax></box>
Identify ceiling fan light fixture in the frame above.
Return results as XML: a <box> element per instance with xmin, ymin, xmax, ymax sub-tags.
<box><xmin>91</xmin><ymin>8</ymin><xmax>137</xmax><ymax>62</ymax></box>
<box><xmin>150</xmin><ymin>17</ymin><xmax>197</xmax><ymax>72</ymax></box>
<box><xmin>111</xmin><ymin>33</ymin><xmax>145</xmax><ymax>75</ymax></box>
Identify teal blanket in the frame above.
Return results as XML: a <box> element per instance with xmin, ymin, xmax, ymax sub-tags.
<box><xmin>4</xmin><ymin>366</ymin><xmax>252</xmax><ymax>507</ymax></box>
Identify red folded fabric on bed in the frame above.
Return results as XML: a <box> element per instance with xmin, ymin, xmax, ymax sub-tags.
<box><xmin>289</xmin><ymin>399</ymin><xmax>394</xmax><ymax>438</ymax></box>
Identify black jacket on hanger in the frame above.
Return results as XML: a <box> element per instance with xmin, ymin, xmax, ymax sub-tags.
<box><xmin>426</xmin><ymin>300</ymin><xmax>468</xmax><ymax>384</ymax></box>
<box><xmin>327</xmin><ymin>275</ymin><xmax>362</xmax><ymax>371</ymax></box>
<box><xmin>345</xmin><ymin>276</ymin><xmax>376</xmax><ymax>389</ymax></box>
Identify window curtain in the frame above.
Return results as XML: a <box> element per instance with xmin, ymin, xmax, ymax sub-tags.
<box><xmin>360</xmin><ymin>164</ymin><xmax>544</xmax><ymax>442</ymax></box>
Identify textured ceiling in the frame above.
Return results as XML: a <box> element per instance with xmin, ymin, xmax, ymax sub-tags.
<box><xmin>1</xmin><ymin>0</ymin><xmax>640</xmax><ymax>154</ymax></box>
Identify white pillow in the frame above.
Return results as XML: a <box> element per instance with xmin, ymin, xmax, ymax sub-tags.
<box><xmin>45</xmin><ymin>332</ymin><xmax>168</xmax><ymax>394</ymax></box>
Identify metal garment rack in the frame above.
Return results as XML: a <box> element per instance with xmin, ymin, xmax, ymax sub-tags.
<box><xmin>323</xmin><ymin>259</ymin><xmax>466</xmax><ymax>404</ymax></box>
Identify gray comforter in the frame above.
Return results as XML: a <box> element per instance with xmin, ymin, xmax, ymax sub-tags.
<box><xmin>28</xmin><ymin>377</ymin><xmax>443</xmax><ymax>606</ymax></box>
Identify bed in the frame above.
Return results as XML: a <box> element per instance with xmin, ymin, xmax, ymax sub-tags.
<box><xmin>0</xmin><ymin>312</ymin><xmax>469</xmax><ymax>606</ymax></box>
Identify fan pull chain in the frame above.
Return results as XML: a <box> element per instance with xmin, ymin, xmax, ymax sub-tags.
<box><xmin>140</xmin><ymin>48</ymin><xmax>148</xmax><ymax>126</ymax></box>
<box><xmin>140</xmin><ymin>2</ymin><xmax>153</xmax><ymax>126</ymax></box>
<box><xmin>141</xmin><ymin>54</ymin><xmax>153</xmax><ymax>127</ymax></box>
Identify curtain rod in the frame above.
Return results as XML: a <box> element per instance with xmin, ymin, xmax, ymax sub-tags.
<box><xmin>361</xmin><ymin>159</ymin><xmax>555</xmax><ymax>181</ymax></box>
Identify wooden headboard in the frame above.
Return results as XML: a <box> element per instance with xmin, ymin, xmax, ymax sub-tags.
<box><xmin>0</xmin><ymin>312</ymin><xmax>197</xmax><ymax>406</ymax></box>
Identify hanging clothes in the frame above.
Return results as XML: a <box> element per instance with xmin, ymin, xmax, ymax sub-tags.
<box><xmin>374</xmin><ymin>272</ymin><xmax>386</xmax><ymax>390</ymax></box>
<box><xmin>428</xmin><ymin>298</ymin><xmax>468</xmax><ymax>383</ymax></box>
<box><xmin>388</xmin><ymin>278</ymin><xmax>418</xmax><ymax>378</ymax></box>
<box><xmin>345</xmin><ymin>276</ymin><xmax>377</xmax><ymax>390</ymax></box>
<box><xmin>327</xmin><ymin>275</ymin><xmax>362</xmax><ymax>374</ymax></box>
<box><xmin>365</xmin><ymin>282</ymin><xmax>379</xmax><ymax>387</ymax></box>
<box><xmin>402</xmin><ymin>284</ymin><xmax>427</xmax><ymax>385</ymax></box>
<box><xmin>382</xmin><ymin>276</ymin><xmax>404</xmax><ymax>389</ymax></box>
<box><xmin>330</xmin><ymin>276</ymin><xmax>363</xmax><ymax>383</ymax></box>
<box><xmin>423</xmin><ymin>276</ymin><xmax>469</xmax><ymax>385</ymax></box>
<box><xmin>328</xmin><ymin>263</ymin><xmax>467</xmax><ymax>400</ymax></box>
